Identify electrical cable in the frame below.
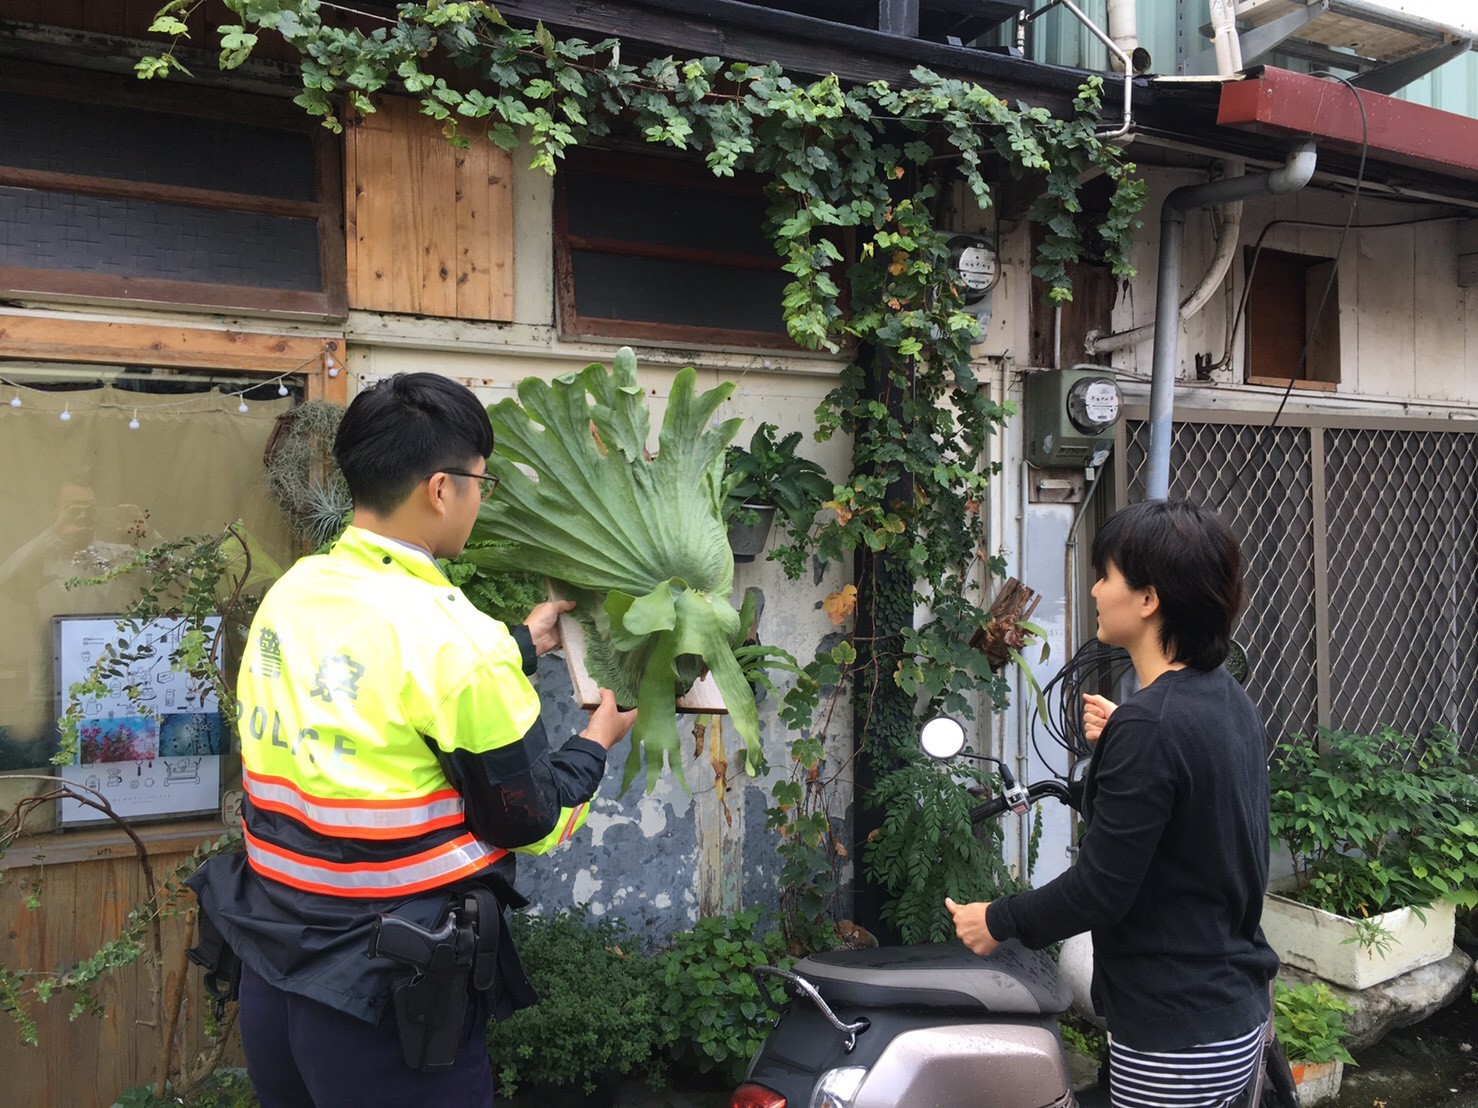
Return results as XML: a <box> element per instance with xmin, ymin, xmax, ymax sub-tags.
<box><xmin>1028</xmin><ymin>637</ymin><xmax>1133</xmax><ymax>778</ymax></box>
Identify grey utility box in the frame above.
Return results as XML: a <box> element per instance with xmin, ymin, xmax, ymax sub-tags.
<box><xmin>1023</xmin><ymin>367</ymin><xmax>1121</xmax><ymax>469</ymax></box>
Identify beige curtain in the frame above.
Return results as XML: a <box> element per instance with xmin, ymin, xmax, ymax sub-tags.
<box><xmin>0</xmin><ymin>382</ymin><xmax>296</xmax><ymax>829</ymax></box>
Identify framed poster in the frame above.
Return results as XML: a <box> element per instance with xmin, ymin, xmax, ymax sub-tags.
<box><xmin>53</xmin><ymin>614</ymin><xmax>224</xmax><ymax>826</ymax></box>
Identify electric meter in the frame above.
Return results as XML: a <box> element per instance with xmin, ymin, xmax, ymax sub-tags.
<box><xmin>1024</xmin><ymin>367</ymin><xmax>1122</xmax><ymax>468</ymax></box>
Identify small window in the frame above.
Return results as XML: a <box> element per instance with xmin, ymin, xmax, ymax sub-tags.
<box><xmin>554</xmin><ymin>149</ymin><xmax>795</xmax><ymax>347</ymax></box>
<box><xmin>0</xmin><ymin>62</ymin><xmax>345</xmax><ymax>318</ymax></box>
<box><xmin>1244</xmin><ymin>247</ymin><xmax>1340</xmax><ymax>389</ymax></box>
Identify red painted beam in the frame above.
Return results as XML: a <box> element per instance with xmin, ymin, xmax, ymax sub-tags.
<box><xmin>1218</xmin><ymin>66</ymin><xmax>1478</xmax><ymax>182</ymax></box>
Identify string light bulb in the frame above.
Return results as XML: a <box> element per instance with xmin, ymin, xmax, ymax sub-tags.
<box><xmin>128</xmin><ymin>410</ymin><xmax>140</xmax><ymax>430</ymax></box>
<box><xmin>237</xmin><ymin>399</ymin><xmax>250</xmax><ymax>414</ymax></box>
<box><xmin>59</xmin><ymin>405</ymin><xmax>71</xmax><ymax>422</ymax></box>
<box><xmin>325</xmin><ymin>353</ymin><xmax>339</xmax><ymax>378</ymax></box>
<box><xmin>277</xmin><ymin>382</ymin><xmax>290</xmax><ymax>397</ymax></box>
<box><xmin>8</xmin><ymin>394</ymin><xmax>19</xmax><ymax>408</ymax></box>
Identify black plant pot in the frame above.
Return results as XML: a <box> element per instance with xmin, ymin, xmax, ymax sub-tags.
<box><xmin>727</xmin><ymin>503</ymin><xmax>776</xmax><ymax>562</ymax></box>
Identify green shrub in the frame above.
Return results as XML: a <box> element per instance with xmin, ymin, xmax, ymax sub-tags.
<box><xmin>1269</xmin><ymin>726</ymin><xmax>1478</xmax><ymax>917</ymax></box>
<box><xmin>657</xmin><ymin>908</ymin><xmax>793</xmax><ymax>1086</ymax></box>
<box><xmin>487</xmin><ymin>909</ymin><xmax>667</xmax><ymax>1098</ymax></box>
<box><xmin>1272</xmin><ymin>980</ymin><xmax>1356</xmax><ymax>1066</ymax></box>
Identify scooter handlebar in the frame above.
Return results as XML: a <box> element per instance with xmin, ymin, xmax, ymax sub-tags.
<box><xmin>969</xmin><ymin>779</ymin><xmax>1076</xmax><ymax>824</ymax></box>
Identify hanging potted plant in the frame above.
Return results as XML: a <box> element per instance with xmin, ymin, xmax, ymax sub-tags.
<box><xmin>1272</xmin><ymin>980</ymin><xmax>1356</xmax><ymax>1105</ymax></box>
<box><xmin>1264</xmin><ymin>725</ymin><xmax>1478</xmax><ymax>989</ymax></box>
<box><xmin>721</xmin><ymin>423</ymin><xmax>832</xmax><ymax>569</ymax></box>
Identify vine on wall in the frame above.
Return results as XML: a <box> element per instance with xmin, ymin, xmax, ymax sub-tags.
<box><xmin>141</xmin><ymin>1</ymin><xmax>1146</xmax><ymax>944</ymax></box>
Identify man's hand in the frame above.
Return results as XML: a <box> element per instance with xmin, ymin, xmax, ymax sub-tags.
<box><xmin>523</xmin><ymin>600</ymin><xmax>575</xmax><ymax>656</ymax></box>
<box><xmin>580</xmin><ymin>688</ymin><xmax>637</xmax><ymax>751</ymax></box>
<box><xmin>1082</xmin><ymin>693</ymin><xmax>1118</xmax><ymax>743</ymax></box>
<box><xmin>945</xmin><ymin>897</ymin><xmax>1000</xmax><ymax>956</ymax></box>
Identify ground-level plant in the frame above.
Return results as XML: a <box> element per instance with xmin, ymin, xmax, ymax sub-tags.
<box><xmin>1272</xmin><ymin>980</ymin><xmax>1356</xmax><ymax>1067</ymax></box>
<box><xmin>657</xmin><ymin>908</ymin><xmax>793</xmax><ymax>1088</ymax></box>
<box><xmin>487</xmin><ymin>909</ymin><xmax>668</xmax><ymax>1098</ymax></box>
<box><xmin>1269</xmin><ymin>725</ymin><xmax>1478</xmax><ymax>919</ymax></box>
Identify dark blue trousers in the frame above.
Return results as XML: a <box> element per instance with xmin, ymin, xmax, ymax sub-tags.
<box><xmin>239</xmin><ymin>961</ymin><xmax>495</xmax><ymax>1107</ymax></box>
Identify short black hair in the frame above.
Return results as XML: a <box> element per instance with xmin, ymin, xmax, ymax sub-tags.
<box><xmin>333</xmin><ymin>373</ymin><xmax>494</xmax><ymax>515</ymax></box>
<box><xmin>1091</xmin><ymin>499</ymin><xmax>1245</xmax><ymax>671</ymax></box>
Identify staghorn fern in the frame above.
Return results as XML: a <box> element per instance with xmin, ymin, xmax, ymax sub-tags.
<box><xmin>463</xmin><ymin>348</ymin><xmax>758</xmax><ymax>793</ymax></box>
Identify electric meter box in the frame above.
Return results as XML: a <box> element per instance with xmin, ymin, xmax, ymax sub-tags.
<box><xmin>1024</xmin><ymin>367</ymin><xmax>1122</xmax><ymax>468</ymax></box>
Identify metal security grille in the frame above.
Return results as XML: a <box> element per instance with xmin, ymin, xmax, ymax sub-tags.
<box><xmin>1323</xmin><ymin>429</ymin><xmax>1478</xmax><ymax>739</ymax></box>
<box><xmin>1118</xmin><ymin>412</ymin><xmax>1478</xmax><ymax>747</ymax></box>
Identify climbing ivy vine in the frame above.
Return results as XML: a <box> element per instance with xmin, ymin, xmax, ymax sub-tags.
<box><xmin>141</xmin><ymin>0</ymin><xmax>1146</xmax><ymax>945</ymax></box>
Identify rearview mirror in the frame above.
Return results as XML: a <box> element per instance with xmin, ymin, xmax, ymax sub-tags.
<box><xmin>919</xmin><ymin>715</ymin><xmax>967</xmax><ymax>760</ymax></box>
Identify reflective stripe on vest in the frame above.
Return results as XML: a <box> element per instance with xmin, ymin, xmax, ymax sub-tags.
<box><xmin>558</xmin><ymin>803</ymin><xmax>587</xmax><ymax>844</ymax></box>
<box><xmin>243</xmin><ymin>767</ymin><xmax>467</xmax><ymax>840</ymax></box>
<box><xmin>243</xmin><ymin>827</ymin><xmax>508</xmax><ymax>898</ymax></box>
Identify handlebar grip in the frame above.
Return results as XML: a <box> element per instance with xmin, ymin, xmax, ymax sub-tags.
<box><xmin>969</xmin><ymin>795</ymin><xmax>1012</xmax><ymax>822</ymax></box>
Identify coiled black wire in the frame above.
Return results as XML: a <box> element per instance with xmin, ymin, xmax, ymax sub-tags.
<box><xmin>1031</xmin><ymin>638</ymin><xmax>1133</xmax><ymax>778</ymax></box>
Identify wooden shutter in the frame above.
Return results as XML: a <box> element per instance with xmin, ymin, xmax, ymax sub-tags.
<box><xmin>345</xmin><ymin>96</ymin><xmax>513</xmax><ymax>320</ymax></box>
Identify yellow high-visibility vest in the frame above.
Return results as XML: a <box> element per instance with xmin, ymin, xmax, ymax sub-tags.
<box><xmin>235</xmin><ymin>525</ymin><xmax>588</xmax><ymax>897</ymax></box>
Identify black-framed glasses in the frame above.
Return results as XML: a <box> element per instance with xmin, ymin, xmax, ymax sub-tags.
<box><xmin>427</xmin><ymin>468</ymin><xmax>500</xmax><ymax>501</ymax></box>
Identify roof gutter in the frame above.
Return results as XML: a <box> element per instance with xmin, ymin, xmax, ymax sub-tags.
<box><xmin>1143</xmin><ymin>141</ymin><xmax>1318</xmax><ymax>500</ymax></box>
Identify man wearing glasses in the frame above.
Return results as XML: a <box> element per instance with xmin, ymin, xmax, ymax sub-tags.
<box><xmin>188</xmin><ymin>372</ymin><xmax>635</xmax><ymax>1106</ymax></box>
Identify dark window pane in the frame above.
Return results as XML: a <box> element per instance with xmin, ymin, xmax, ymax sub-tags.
<box><xmin>571</xmin><ymin>251</ymin><xmax>788</xmax><ymax>333</ymax></box>
<box><xmin>0</xmin><ymin>91</ymin><xmax>317</xmax><ymax>201</ymax></box>
<box><xmin>566</xmin><ymin>171</ymin><xmax>774</xmax><ymax>258</ymax></box>
<box><xmin>0</xmin><ymin>187</ymin><xmax>322</xmax><ymax>291</ymax></box>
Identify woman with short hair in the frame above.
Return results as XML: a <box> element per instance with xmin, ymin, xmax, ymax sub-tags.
<box><xmin>947</xmin><ymin>499</ymin><xmax>1279</xmax><ymax>1108</ymax></box>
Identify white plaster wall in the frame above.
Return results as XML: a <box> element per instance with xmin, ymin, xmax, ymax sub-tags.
<box><xmin>1103</xmin><ymin>164</ymin><xmax>1478</xmax><ymax>411</ymax></box>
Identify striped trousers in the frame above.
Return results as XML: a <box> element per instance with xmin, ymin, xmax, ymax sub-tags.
<box><xmin>1108</xmin><ymin>1021</ymin><xmax>1269</xmax><ymax>1108</ymax></box>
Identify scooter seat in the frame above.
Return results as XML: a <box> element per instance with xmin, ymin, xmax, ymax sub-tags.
<box><xmin>793</xmin><ymin>940</ymin><xmax>1072</xmax><ymax>1017</ymax></box>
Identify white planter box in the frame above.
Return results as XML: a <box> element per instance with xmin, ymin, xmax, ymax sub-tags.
<box><xmin>1290</xmin><ymin>1059</ymin><xmax>1344</xmax><ymax>1105</ymax></box>
<box><xmin>1261</xmin><ymin>877</ymin><xmax>1456</xmax><ymax>989</ymax></box>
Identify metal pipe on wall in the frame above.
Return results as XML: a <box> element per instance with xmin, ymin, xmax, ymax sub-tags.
<box><xmin>1144</xmin><ymin>143</ymin><xmax>1318</xmax><ymax>500</ymax></box>
<box><xmin>1106</xmin><ymin>0</ymin><xmax>1138</xmax><ymax>71</ymax></box>
<box><xmin>1089</xmin><ymin>164</ymin><xmax>1245</xmax><ymax>356</ymax></box>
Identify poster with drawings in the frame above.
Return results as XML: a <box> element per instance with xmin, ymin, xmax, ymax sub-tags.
<box><xmin>53</xmin><ymin>614</ymin><xmax>224</xmax><ymax>825</ymax></box>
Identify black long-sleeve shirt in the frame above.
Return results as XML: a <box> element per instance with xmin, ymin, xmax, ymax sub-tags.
<box><xmin>986</xmin><ymin>665</ymin><xmax>1279</xmax><ymax>1050</ymax></box>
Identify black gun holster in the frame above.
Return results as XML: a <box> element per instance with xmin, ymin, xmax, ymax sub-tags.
<box><xmin>373</xmin><ymin>888</ymin><xmax>537</xmax><ymax>1072</ymax></box>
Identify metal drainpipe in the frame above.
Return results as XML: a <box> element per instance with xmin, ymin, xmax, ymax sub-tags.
<box><xmin>1144</xmin><ymin>142</ymin><xmax>1318</xmax><ymax>500</ymax></box>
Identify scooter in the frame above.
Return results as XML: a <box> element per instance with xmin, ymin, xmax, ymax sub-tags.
<box><xmin>730</xmin><ymin>715</ymin><xmax>1294</xmax><ymax>1108</ymax></box>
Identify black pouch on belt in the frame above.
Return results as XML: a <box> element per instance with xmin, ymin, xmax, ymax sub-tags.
<box><xmin>185</xmin><ymin>908</ymin><xmax>242</xmax><ymax>1021</ymax></box>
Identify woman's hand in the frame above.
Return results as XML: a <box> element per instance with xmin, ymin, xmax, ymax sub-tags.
<box><xmin>945</xmin><ymin>897</ymin><xmax>1000</xmax><ymax>956</ymax></box>
<box><xmin>1082</xmin><ymin>693</ymin><xmax>1118</xmax><ymax>743</ymax></box>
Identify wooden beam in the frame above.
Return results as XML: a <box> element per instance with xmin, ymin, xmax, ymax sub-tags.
<box><xmin>0</xmin><ymin>166</ymin><xmax>322</xmax><ymax>219</ymax></box>
<box><xmin>0</xmin><ymin>311</ymin><xmax>342</xmax><ymax>374</ymax></box>
<box><xmin>1219</xmin><ymin>66</ymin><xmax>1478</xmax><ymax>183</ymax></box>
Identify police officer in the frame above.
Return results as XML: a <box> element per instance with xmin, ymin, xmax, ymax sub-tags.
<box><xmin>188</xmin><ymin>372</ymin><xmax>636</xmax><ymax>1107</ymax></box>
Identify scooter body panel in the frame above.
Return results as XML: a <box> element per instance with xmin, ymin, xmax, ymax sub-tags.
<box><xmin>745</xmin><ymin>997</ymin><xmax>1074</xmax><ymax>1107</ymax></box>
<box><xmin>742</xmin><ymin>941</ymin><xmax>1081</xmax><ymax>1107</ymax></box>
<box><xmin>853</xmin><ymin>1023</ymin><xmax>1074</xmax><ymax>1108</ymax></box>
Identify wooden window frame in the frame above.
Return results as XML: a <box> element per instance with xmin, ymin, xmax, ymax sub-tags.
<box><xmin>0</xmin><ymin>61</ymin><xmax>347</xmax><ymax>320</ymax></box>
<box><xmin>553</xmin><ymin>148</ymin><xmax>801</xmax><ymax>349</ymax></box>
